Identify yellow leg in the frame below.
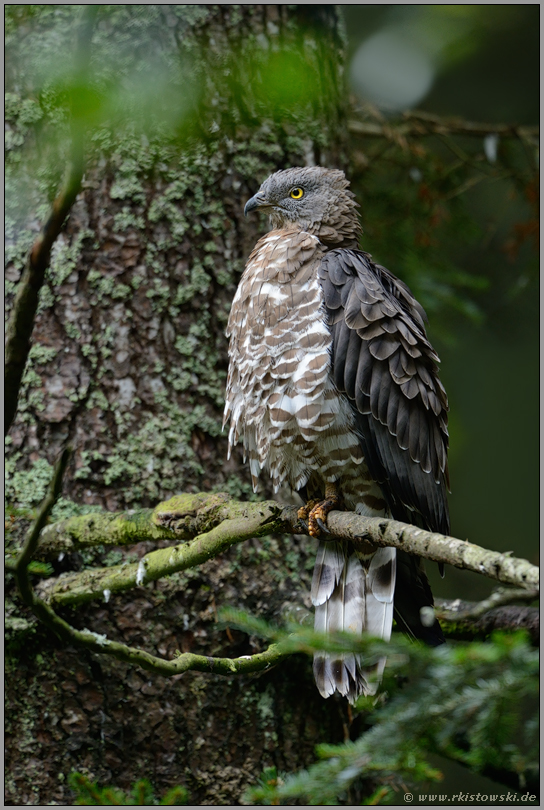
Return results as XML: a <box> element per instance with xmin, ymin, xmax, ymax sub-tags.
<box><xmin>298</xmin><ymin>483</ymin><xmax>341</xmax><ymax>537</ymax></box>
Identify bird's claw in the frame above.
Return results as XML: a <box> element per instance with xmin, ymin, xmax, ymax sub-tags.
<box><xmin>316</xmin><ymin>518</ymin><xmax>331</xmax><ymax>534</ymax></box>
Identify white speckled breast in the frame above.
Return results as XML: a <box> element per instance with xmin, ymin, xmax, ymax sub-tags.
<box><xmin>224</xmin><ymin>228</ymin><xmax>387</xmax><ymax>516</ymax></box>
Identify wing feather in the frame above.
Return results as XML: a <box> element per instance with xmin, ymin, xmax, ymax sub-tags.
<box><xmin>319</xmin><ymin>248</ymin><xmax>450</xmax><ymax>536</ymax></box>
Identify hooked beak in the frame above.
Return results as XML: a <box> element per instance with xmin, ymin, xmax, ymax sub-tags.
<box><xmin>244</xmin><ymin>191</ymin><xmax>269</xmax><ymax>217</ymax></box>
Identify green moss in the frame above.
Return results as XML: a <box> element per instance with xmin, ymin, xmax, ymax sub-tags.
<box><xmin>113</xmin><ymin>207</ymin><xmax>146</xmax><ymax>232</ymax></box>
<box><xmin>215</xmin><ymin>476</ymin><xmax>258</xmax><ymax>502</ymax></box>
<box><xmin>146</xmin><ymin>279</ymin><xmax>172</xmax><ymax>311</ymax></box>
<box><xmin>50</xmin><ymin>497</ymin><xmax>103</xmax><ymax>522</ymax></box>
<box><xmin>37</xmin><ymin>284</ymin><xmax>55</xmax><ymax>312</ymax></box>
<box><xmin>50</xmin><ymin>229</ymin><xmax>93</xmax><ymax>287</ymax></box>
<box><xmin>64</xmin><ymin>321</ymin><xmax>82</xmax><ymax>341</ymax></box>
<box><xmin>86</xmin><ymin>389</ymin><xmax>109</xmax><ymax>411</ymax></box>
<box><xmin>28</xmin><ymin>345</ymin><xmax>58</xmax><ymax>365</ymax></box>
<box><xmin>173</xmin><ymin>262</ymin><xmax>211</xmax><ymax>305</ymax></box>
<box><xmin>101</xmin><ymin>401</ymin><xmax>224</xmax><ymax>503</ymax></box>
<box><xmin>88</xmin><ymin>272</ymin><xmax>133</xmax><ymax>303</ymax></box>
<box><xmin>5</xmin><ymin>599</ymin><xmax>38</xmax><ymax>654</ymax></box>
<box><xmin>110</xmin><ymin>170</ymin><xmax>147</xmax><ymax>204</ymax></box>
<box><xmin>5</xmin><ymin>456</ymin><xmax>54</xmax><ymax>509</ymax></box>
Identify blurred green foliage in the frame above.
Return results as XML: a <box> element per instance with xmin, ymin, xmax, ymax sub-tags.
<box><xmin>228</xmin><ymin>615</ymin><xmax>538</xmax><ymax>805</ymax></box>
<box><xmin>68</xmin><ymin>772</ymin><xmax>187</xmax><ymax>806</ymax></box>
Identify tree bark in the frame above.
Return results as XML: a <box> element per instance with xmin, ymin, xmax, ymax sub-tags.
<box><xmin>5</xmin><ymin>5</ymin><xmax>352</xmax><ymax>805</ymax></box>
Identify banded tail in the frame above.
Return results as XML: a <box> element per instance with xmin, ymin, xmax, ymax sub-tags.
<box><xmin>311</xmin><ymin>541</ymin><xmax>396</xmax><ymax>702</ymax></box>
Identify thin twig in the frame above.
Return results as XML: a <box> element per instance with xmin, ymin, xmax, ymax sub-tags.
<box><xmin>13</xmin><ymin>447</ymin><xmax>71</xmax><ymax>606</ymax></box>
<box><xmin>4</xmin><ymin>6</ymin><xmax>98</xmax><ymax>435</ymax></box>
<box><xmin>437</xmin><ymin>587</ymin><xmax>539</xmax><ymax>621</ymax></box>
<box><xmin>348</xmin><ymin>111</ymin><xmax>539</xmax><ymax>141</ymax></box>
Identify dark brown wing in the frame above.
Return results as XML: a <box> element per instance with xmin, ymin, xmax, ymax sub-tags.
<box><xmin>318</xmin><ymin>248</ymin><xmax>450</xmax><ymax>536</ymax></box>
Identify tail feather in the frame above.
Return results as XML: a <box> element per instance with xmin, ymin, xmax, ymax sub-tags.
<box><xmin>312</xmin><ymin>543</ymin><xmax>395</xmax><ymax>703</ymax></box>
<box><xmin>313</xmin><ymin>548</ymin><xmax>365</xmax><ymax>700</ymax></box>
<box><xmin>365</xmin><ymin>547</ymin><xmax>396</xmax><ymax>640</ymax></box>
<box><xmin>311</xmin><ymin>540</ymin><xmax>345</xmax><ymax>605</ymax></box>
<box><xmin>364</xmin><ymin>591</ymin><xmax>395</xmax><ymax>642</ymax></box>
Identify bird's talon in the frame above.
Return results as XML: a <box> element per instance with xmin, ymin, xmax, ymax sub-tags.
<box><xmin>316</xmin><ymin>518</ymin><xmax>331</xmax><ymax>534</ymax></box>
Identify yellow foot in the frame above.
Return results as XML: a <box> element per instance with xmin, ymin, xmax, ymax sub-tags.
<box><xmin>297</xmin><ymin>485</ymin><xmax>341</xmax><ymax>537</ymax></box>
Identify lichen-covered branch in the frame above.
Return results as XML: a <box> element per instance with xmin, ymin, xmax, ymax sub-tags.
<box><xmin>35</xmin><ymin>493</ymin><xmax>539</xmax><ymax>608</ymax></box>
<box><xmin>13</xmin><ymin>471</ymin><xmax>540</xmax><ymax>685</ymax></box>
<box><xmin>37</xmin><ymin>496</ymin><xmax>285</xmax><ymax>606</ymax></box>
<box><xmin>36</xmin><ymin>492</ymin><xmax>242</xmax><ymax>557</ymax></box>
<box><xmin>437</xmin><ymin>592</ymin><xmax>539</xmax><ymax>644</ymax></box>
<box><xmin>441</xmin><ymin>604</ymin><xmax>539</xmax><ymax>644</ymax></box>
<box><xmin>438</xmin><ymin>587</ymin><xmax>539</xmax><ymax>621</ymax></box>
<box><xmin>26</xmin><ymin>594</ymin><xmax>288</xmax><ymax>677</ymax></box>
<box><xmin>322</xmin><ymin>510</ymin><xmax>539</xmax><ymax>591</ymax></box>
<box><xmin>4</xmin><ymin>6</ymin><xmax>98</xmax><ymax>435</ymax></box>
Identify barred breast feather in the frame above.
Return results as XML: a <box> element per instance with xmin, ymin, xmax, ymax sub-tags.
<box><xmin>223</xmin><ymin>229</ymin><xmax>373</xmax><ymax>502</ymax></box>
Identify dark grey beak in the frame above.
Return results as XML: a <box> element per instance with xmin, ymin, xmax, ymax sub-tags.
<box><xmin>244</xmin><ymin>191</ymin><xmax>269</xmax><ymax>217</ymax></box>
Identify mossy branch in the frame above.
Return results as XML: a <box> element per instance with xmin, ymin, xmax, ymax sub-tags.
<box><xmin>4</xmin><ymin>6</ymin><xmax>98</xmax><ymax>435</ymax></box>
<box><xmin>12</xmin><ymin>477</ymin><xmax>540</xmax><ymax>678</ymax></box>
<box><xmin>35</xmin><ymin>493</ymin><xmax>539</xmax><ymax>609</ymax></box>
<box><xmin>12</xmin><ymin>467</ymin><xmax>288</xmax><ymax>679</ymax></box>
<box><xmin>38</xmin><ymin>496</ymin><xmax>285</xmax><ymax>607</ymax></box>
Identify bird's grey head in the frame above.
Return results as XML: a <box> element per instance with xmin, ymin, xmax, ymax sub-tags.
<box><xmin>244</xmin><ymin>166</ymin><xmax>361</xmax><ymax>247</ymax></box>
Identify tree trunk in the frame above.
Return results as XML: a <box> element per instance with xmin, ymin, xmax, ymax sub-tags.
<box><xmin>5</xmin><ymin>5</ymin><xmax>354</xmax><ymax>805</ymax></box>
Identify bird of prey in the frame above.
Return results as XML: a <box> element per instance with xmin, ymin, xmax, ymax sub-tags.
<box><xmin>223</xmin><ymin>167</ymin><xmax>449</xmax><ymax>702</ymax></box>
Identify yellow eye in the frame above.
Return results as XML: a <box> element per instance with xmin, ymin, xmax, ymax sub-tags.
<box><xmin>290</xmin><ymin>187</ymin><xmax>304</xmax><ymax>200</ymax></box>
